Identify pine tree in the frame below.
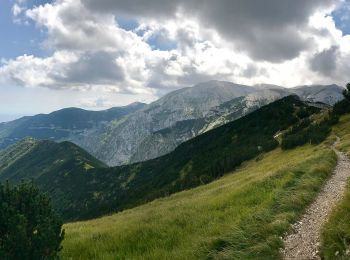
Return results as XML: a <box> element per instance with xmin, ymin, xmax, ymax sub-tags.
<box><xmin>343</xmin><ymin>83</ymin><xmax>350</xmax><ymax>101</ymax></box>
<box><xmin>0</xmin><ymin>181</ymin><xmax>64</xmax><ymax>260</ymax></box>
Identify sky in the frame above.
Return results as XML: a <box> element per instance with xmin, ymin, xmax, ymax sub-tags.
<box><xmin>0</xmin><ymin>0</ymin><xmax>350</xmax><ymax>121</ymax></box>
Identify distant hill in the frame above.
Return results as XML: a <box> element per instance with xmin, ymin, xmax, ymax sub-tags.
<box><xmin>0</xmin><ymin>96</ymin><xmax>324</xmax><ymax>221</ymax></box>
<box><xmin>0</xmin><ymin>138</ymin><xmax>106</xmax><ymax>184</ymax></box>
<box><xmin>0</xmin><ymin>102</ymin><xmax>145</xmax><ymax>150</ymax></box>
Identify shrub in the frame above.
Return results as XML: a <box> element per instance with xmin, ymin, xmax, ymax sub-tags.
<box><xmin>333</xmin><ymin>99</ymin><xmax>350</xmax><ymax>116</ymax></box>
<box><xmin>343</xmin><ymin>82</ymin><xmax>350</xmax><ymax>101</ymax></box>
<box><xmin>332</xmin><ymin>82</ymin><xmax>350</xmax><ymax>116</ymax></box>
<box><xmin>0</xmin><ymin>181</ymin><xmax>64</xmax><ymax>260</ymax></box>
<box><xmin>281</xmin><ymin>111</ymin><xmax>338</xmax><ymax>150</ymax></box>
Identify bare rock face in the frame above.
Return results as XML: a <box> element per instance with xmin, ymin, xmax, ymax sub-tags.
<box><xmin>72</xmin><ymin>82</ymin><xmax>343</xmax><ymax>166</ymax></box>
<box><xmin>73</xmin><ymin>81</ymin><xmax>258</xmax><ymax>166</ymax></box>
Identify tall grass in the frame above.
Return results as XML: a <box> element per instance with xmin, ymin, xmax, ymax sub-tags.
<box><xmin>321</xmin><ymin>114</ymin><xmax>350</xmax><ymax>259</ymax></box>
<box><xmin>321</xmin><ymin>181</ymin><xmax>350</xmax><ymax>259</ymax></box>
<box><xmin>62</xmin><ymin>144</ymin><xmax>336</xmax><ymax>259</ymax></box>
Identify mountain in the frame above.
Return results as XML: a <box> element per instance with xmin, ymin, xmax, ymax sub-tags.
<box><xmin>130</xmin><ymin>87</ymin><xmax>292</xmax><ymax>162</ymax></box>
<box><xmin>0</xmin><ymin>96</ymin><xmax>324</xmax><ymax>220</ymax></box>
<box><xmin>292</xmin><ymin>84</ymin><xmax>344</xmax><ymax>105</ymax></box>
<box><xmin>0</xmin><ymin>102</ymin><xmax>146</xmax><ymax>150</ymax></box>
<box><xmin>68</xmin><ymin>82</ymin><xmax>343</xmax><ymax>166</ymax></box>
<box><xmin>254</xmin><ymin>83</ymin><xmax>345</xmax><ymax>105</ymax></box>
<box><xmin>71</xmin><ymin>81</ymin><xmax>258</xmax><ymax>165</ymax></box>
<box><xmin>0</xmin><ymin>81</ymin><xmax>343</xmax><ymax>166</ymax></box>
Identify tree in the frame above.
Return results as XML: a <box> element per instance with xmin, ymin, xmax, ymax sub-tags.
<box><xmin>0</xmin><ymin>181</ymin><xmax>64</xmax><ymax>260</ymax></box>
<box><xmin>343</xmin><ymin>83</ymin><xmax>350</xmax><ymax>101</ymax></box>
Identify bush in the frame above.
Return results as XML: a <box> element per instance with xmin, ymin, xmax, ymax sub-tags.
<box><xmin>332</xmin><ymin>83</ymin><xmax>350</xmax><ymax>116</ymax></box>
<box><xmin>333</xmin><ymin>99</ymin><xmax>350</xmax><ymax>116</ymax></box>
<box><xmin>343</xmin><ymin>82</ymin><xmax>350</xmax><ymax>101</ymax></box>
<box><xmin>281</xmin><ymin>111</ymin><xmax>338</xmax><ymax>150</ymax></box>
<box><xmin>0</xmin><ymin>181</ymin><xmax>64</xmax><ymax>260</ymax></box>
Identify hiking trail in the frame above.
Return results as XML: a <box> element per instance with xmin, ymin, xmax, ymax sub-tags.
<box><xmin>282</xmin><ymin>137</ymin><xmax>350</xmax><ymax>259</ymax></box>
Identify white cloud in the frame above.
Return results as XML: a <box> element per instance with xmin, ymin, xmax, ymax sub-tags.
<box><xmin>0</xmin><ymin>51</ymin><xmax>77</xmax><ymax>88</ymax></box>
<box><xmin>0</xmin><ymin>0</ymin><xmax>349</xmax><ymax>112</ymax></box>
<box><xmin>12</xmin><ymin>4</ymin><xmax>23</xmax><ymax>16</ymax></box>
<box><xmin>84</xmin><ymin>0</ymin><xmax>342</xmax><ymax>62</ymax></box>
<box><xmin>79</xmin><ymin>96</ymin><xmax>115</xmax><ymax>109</ymax></box>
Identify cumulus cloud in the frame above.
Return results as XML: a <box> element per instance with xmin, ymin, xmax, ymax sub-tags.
<box><xmin>26</xmin><ymin>0</ymin><xmax>145</xmax><ymax>52</ymax></box>
<box><xmin>79</xmin><ymin>96</ymin><xmax>115</xmax><ymax>109</ymax></box>
<box><xmin>0</xmin><ymin>52</ymin><xmax>70</xmax><ymax>88</ymax></box>
<box><xmin>83</xmin><ymin>0</ymin><xmax>340</xmax><ymax>62</ymax></box>
<box><xmin>0</xmin><ymin>0</ymin><xmax>349</xmax><ymax>108</ymax></box>
<box><xmin>310</xmin><ymin>46</ymin><xmax>339</xmax><ymax>76</ymax></box>
<box><xmin>50</xmin><ymin>51</ymin><xmax>125</xmax><ymax>86</ymax></box>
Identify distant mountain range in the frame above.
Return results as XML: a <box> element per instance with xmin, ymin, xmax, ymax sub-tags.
<box><xmin>0</xmin><ymin>81</ymin><xmax>344</xmax><ymax>166</ymax></box>
<box><xmin>0</xmin><ymin>96</ymin><xmax>323</xmax><ymax>220</ymax></box>
<box><xmin>0</xmin><ymin>102</ymin><xmax>145</xmax><ymax>150</ymax></box>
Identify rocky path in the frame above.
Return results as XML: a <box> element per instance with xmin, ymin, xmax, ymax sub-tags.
<box><xmin>282</xmin><ymin>138</ymin><xmax>350</xmax><ymax>259</ymax></box>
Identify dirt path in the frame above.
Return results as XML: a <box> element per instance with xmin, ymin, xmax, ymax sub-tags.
<box><xmin>282</xmin><ymin>138</ymin><xmax>350</xmax><ymax>259</ymax></box>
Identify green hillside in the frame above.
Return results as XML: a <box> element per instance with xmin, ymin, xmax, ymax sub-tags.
<box><xmin>61</xmin><ymin>96</ymin><xmax>325</xmax><ymax>220</ymax></box>
<box><xmin>62</xmin><ymin>142</ymin><xmax>336</xmax><ymax>259</ymax></box>
<box><xmin>61</xmin><ymin>100</ymin><xmax>350</xmax><ymax>259</ymax></box>
<box><xmin>0</xmin><ymin>138</ymin><xmax>106</xmax><ymax>184</ymax></box>
<box><xmin>1</xmin><ymin>95</ymin><xmax>348</xmax><ymax>259</ymax></box>
<box><xmin>0</xmin><ymin>96</ymin><xmax>326</xmax><ymax>221</ymax></box>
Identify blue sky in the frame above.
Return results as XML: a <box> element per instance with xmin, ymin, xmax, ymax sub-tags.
<box><xmin>0</xmin><ymin>1</ymin><xmax>178</xmax><ymax>61</ymax></box>
<box><xmin>332</xmin><ymin>1</ymin><xmax>350</xmax><ymax>35</ymax></box>
<box><xmin>0</xmin><ymin>0</ymin><xmax>349</xmax><ymax>122</ymax></box>
<box><xmin>0</xmin><ymin>0</ymin><xmax>50</xmax><ymax>59</ymax></box>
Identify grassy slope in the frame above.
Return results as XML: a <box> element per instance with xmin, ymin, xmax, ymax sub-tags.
<box><xmin>51</xmin><ymin>96</ymin><xmax>320</xmax><ymax>221</ymax></box>
<box><xmin>0</xmin><ymin>96</ymin><xmax>322</xmax><ymax>222</ymax></box>
<box><xmin>321</xmin><ymin>114</ymin><xmax>350</xmax><ymax>259</ymax></box>
<box><xmin>62</xmin><ymin>143</ymin><xmax>336</xmax><ymax>259</ymax></box>
<box><xmin>0</xmin><ymin>137</ymin><xmax>37</xmax><ymax>173</ymax></box>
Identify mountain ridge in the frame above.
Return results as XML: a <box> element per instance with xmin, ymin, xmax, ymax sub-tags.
<box><xmin>0</xmin><ymin>81</ymin><xmax>344</xmax><ymax>166</ymax></box>
<box><xmin>0</xmin><ymin>102</ymin><xmax>146</xmax><ymax>150</ymax></box>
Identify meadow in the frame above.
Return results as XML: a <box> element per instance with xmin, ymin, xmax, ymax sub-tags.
<box><xmin>62</xmin><ymin>142</ymin><xmax>336</xmax><ymax>259</ymax></box>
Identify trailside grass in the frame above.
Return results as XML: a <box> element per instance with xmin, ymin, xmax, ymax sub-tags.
<box><xmin>62</xmin><ymin>144</ymin><xmax>336</xmax><ymax>260</ymax></box>
<box><xmin>321</xmin><ymin>114</ymin><xmax>350</xmax><ymax>259</ymax></box>
<box><xmin>333</xmin><ymin>114</ymin><xmax>350</xmax><ymax>156</ymax></box>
